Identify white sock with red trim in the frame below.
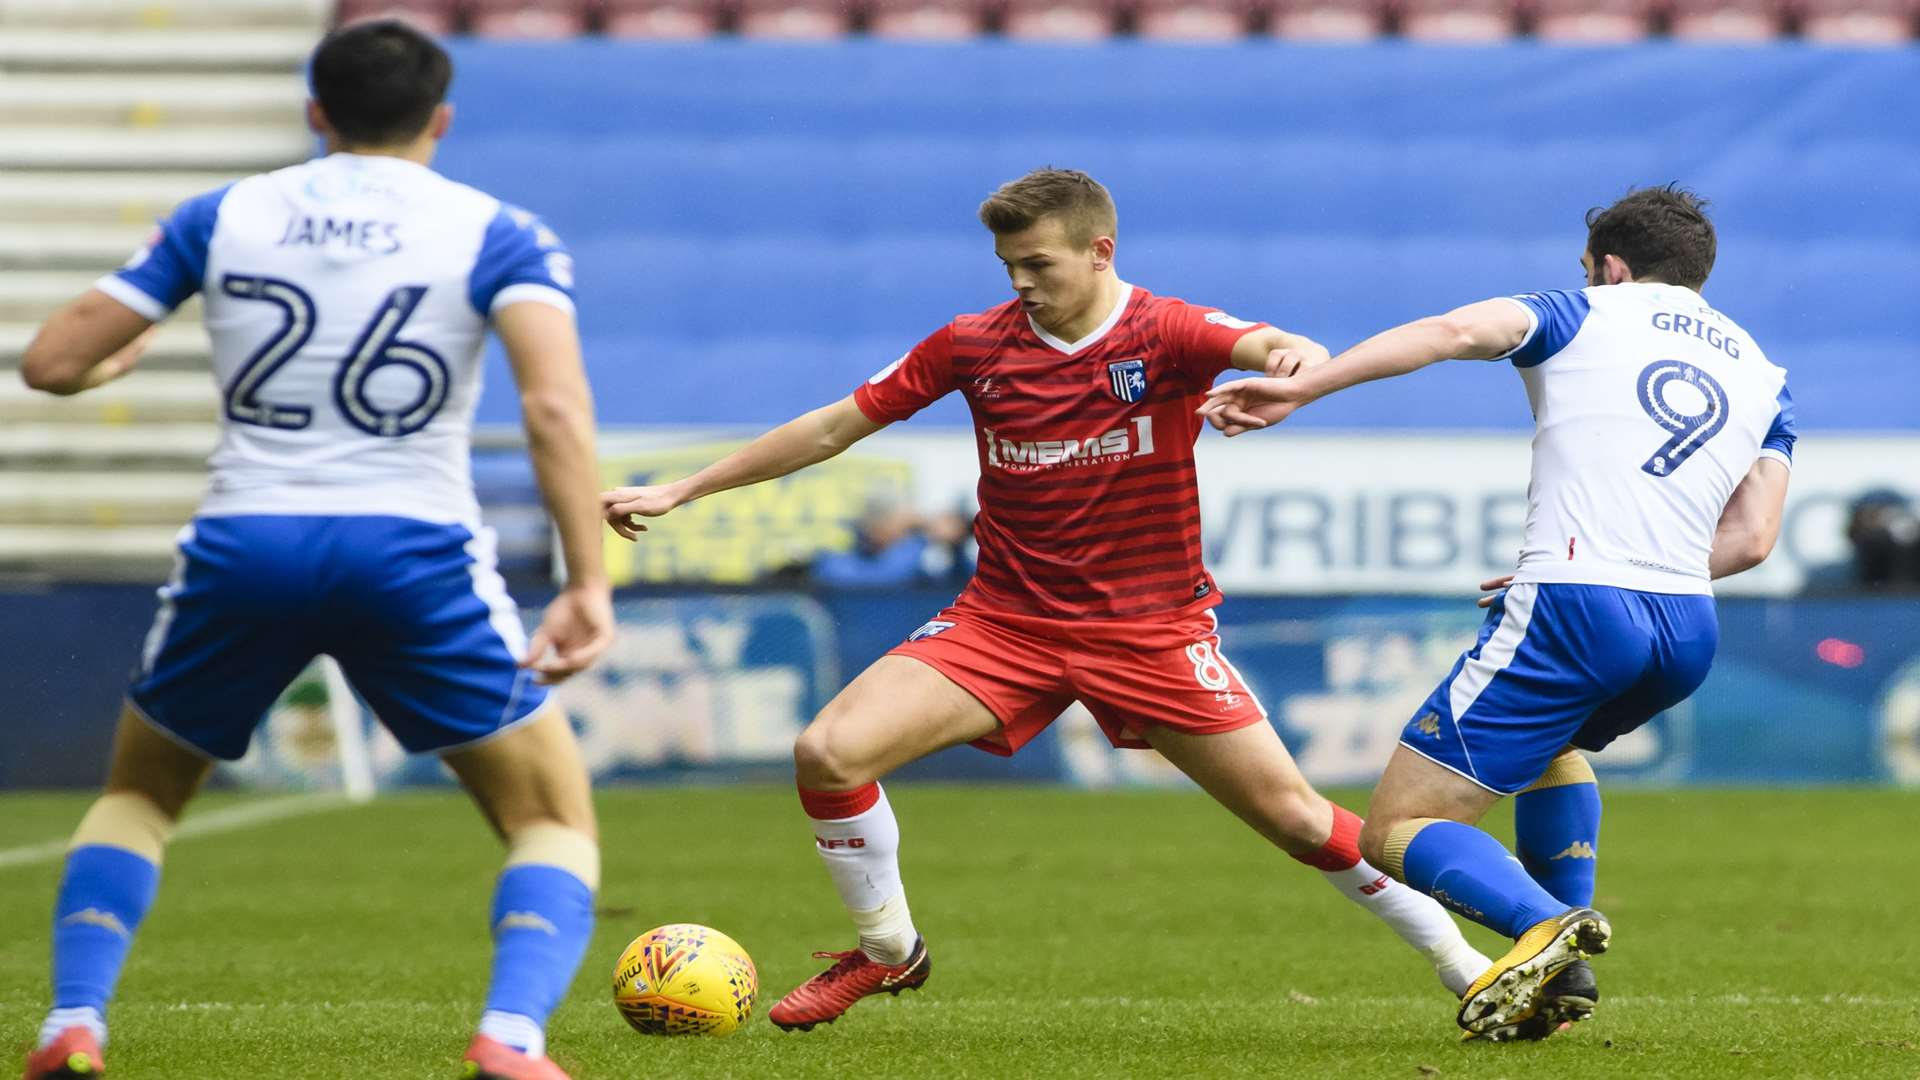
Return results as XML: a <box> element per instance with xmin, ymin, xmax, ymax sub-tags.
<box><xmin>1291</xmin><ymin>803</ymin><xmax>1491</xmax><ymax>996</ymax></box>
<box><xmin>798</xmin><ymin>782</ymin><xmax>918</xmax><ymax>964</ymax></box>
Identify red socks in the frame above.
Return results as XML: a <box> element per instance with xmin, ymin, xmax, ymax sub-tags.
<box><xmin>1289</xmin><ymin>803</ymin><xmax>1364</xmax><ymax>872</ymax></box>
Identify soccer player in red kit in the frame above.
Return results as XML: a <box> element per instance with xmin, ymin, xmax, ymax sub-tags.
<box><xmin>603</xmin><ymin>169</ymin><xmax>1489</xmax><ymax>1029</ymax></box>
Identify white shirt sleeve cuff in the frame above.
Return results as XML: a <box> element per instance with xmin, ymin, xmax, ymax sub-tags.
<box><xmin>1487</xmin><ymin>296</ymin><xmax>1540</xmax><ymax>362</ymax></box>
<box><xmin>1758</xmin><ymin>447</ymin><xmax>1793</xmax><ymax>470</ymax></box>
<box><xmin>93</xmin><ymin>274</ymin><xmax>170</xmax><ymax>321</ymax></box>
<box><xmin>490</xmin><ymin>283</ymin><xmax>576</xmax><ymax>318</ymax></box>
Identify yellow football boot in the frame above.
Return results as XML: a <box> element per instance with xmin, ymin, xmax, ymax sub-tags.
<box><xmin>1457</xmin><ymin>907</ymin><xmax>1611</xmax><ymax>1036</ymax></box>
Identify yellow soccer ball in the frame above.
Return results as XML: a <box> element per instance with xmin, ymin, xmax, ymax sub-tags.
<box><xmin>612</xmin><ymin>923</ymin><xmax>758</xmax><ymax>1036</ymax></box>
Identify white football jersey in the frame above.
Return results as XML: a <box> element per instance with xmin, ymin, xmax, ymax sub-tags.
<box><xmin>1495</xmin><ymin>282</ymin><xmax>1794</xmax><ymax>595</ymax></box>
<box><xmin>97</xmin><ymin>152</ymin><xmax>575</xmax><ymax>523</ymax></box>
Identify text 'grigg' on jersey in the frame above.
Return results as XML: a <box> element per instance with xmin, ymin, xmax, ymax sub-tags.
<box><xmin>96</xmin><ymin>152</ymin><xmax>577</xmax><ymax>526</ymax></box>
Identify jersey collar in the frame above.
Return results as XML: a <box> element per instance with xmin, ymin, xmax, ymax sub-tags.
<box><xmin>1027</xmin><ymin>283</ymin><xmax>1135</xmax><ymax>356</ymax></box>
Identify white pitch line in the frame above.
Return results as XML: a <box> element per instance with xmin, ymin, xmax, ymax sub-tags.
<box><xmin>0</xmin><ymin>793</ymin><xmax>348</xmax><ymax>872</ymax></box>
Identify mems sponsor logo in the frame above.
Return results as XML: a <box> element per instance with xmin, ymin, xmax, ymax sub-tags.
<box><xmin>982</xmin><ymin>417</ymin><xmax>1155</xmax><ymax>470</ymax></box>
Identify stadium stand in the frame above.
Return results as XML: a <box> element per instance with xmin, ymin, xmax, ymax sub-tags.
<box><xmin>1666</xmin><ymin>0</ymin><xmax>1789</xmax><ymax>39</ymax></box>
<box><xmin>1396</xmin><ymin>0</ymin><xmax>1519</xmax><ymax>40</ymax></box>
<box><xmin>319</xmin><ymin>0</ymin><xmax>1920</xmax><ymax>39</ymax></box>
<box><xmin>999</xmin><ymin>0</ymin><xmax>1119</xmax><ymax>38</ymax></box>
<box><xmin>868</xmin><ymin>0</ymin><xmax>989</xmax><ymax>38</ymax></box>
<box><xmin>1529</xmin><ymin>0</ymin><xmax>1658</xmax><ymax>40</ymax></box>
<box><xmin>467</xmin><ymin>0</ymin><xmax>593</xmax><ymax>35</ymax></box>
<box><xmin>0</xmin><ymin>0</ymin><xmax>324</xmax><ymax>581</ymax></box>
<box><xmin>1267</xmin><ymin>0</ymin><xmax>1386</xmax><ymax>37</ymax></box>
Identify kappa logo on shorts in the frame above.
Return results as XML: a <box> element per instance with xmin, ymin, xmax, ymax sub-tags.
<box><xmin>906</xmin><ymin>619</ymin><xmax>955</xmax><ymax>642</ymax></box>
<box><xmin>1414</xmin><ymin>712</ymin><xmax>1441</xmax><ymax>738</ymax></box>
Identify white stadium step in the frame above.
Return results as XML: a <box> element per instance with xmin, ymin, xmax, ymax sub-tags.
<box><xmin>0</xmin><ymin>73</ymin><xmax>308</xmax><ymax>126</ymax></box>
<box><xmin>0</xmin><ymin>370</ymin><xmax>216</xmax><ymax>423</ymax></box>
<box><xmin>0</xmin><ymin>525</ymin><xmax>183</xmax><ymax>581</ymax></box>
<box><xmin>0</xmin><ymin>30</ymin><xmax>319</xmax><ymax>72</ymax></box>
<box><xmin>0</xmin><ymin>322</ymin><xmax>210</xmax><ymax>370</ymax></box>
<box><xmin>0</xmin><ymin>471</ymin><xmax>204</xmax><ymax>526</ymax></box>
<box><xmin>0</xmin><ymin>421</ymin><xmax>216</xmax><ymax>468</ymax></box>
<box><xmin>0</xmin><ymin>172</ymin><xmax>239</xmax><ymax>224</ymax></box>
<box><xmin>0</xmin><ymin>0</ymin><xmax>328</xmax><ymax>30</ymax></box>
<box><xmin>0</xmin><ymin>223</ymin><xmax>150</xmax><ymax>269</ymax></box>
<box><xmin>0</xmin><ymin>125</ymin><xmax>312</xmax><ymax>172</ymax></box>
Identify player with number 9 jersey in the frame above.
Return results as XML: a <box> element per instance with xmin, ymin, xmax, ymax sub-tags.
<box><xmin>1202</xmin><ymin>185</ymin><xmax>1796</xmax><ymax>1039</ymax></box>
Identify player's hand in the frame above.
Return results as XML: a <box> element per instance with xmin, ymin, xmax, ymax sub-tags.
<box><xmin>522</xmin><ymin>583</ymin><xmax>615</xmax><ymax>685</ymax></box>
<box><xmin>1475</xmin><ymin>574</ymin><xmax>1516</xmax><ymax>608</ymax></box>
<box><xmin>1264</xmin><ymin>340</ymin><xmax>1329</xmax><ymax>378</ymax></box>
<box><xmin>601</xmin><ymin>484</ymin><xmax>683</xmax><ymax>541</ymax></box>
<box><xmin>1197</xmin><ymin>376</ymin><xmax>1313</xmax><ymax>436</ymax></box>
<box><xmin>78</xmin><ymin>325</ymin><xmax>158</xmax><ymax>391</ymax></box>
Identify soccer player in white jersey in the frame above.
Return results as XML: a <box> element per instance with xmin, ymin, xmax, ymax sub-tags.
<box><xmin>1202</xmin><ymin>186</ymin><xmax>1794</xmax><ymax>1039</ymax></box>
<box><xmin>17</xmin><ymin>23</ymin><xmax>611</xmax><ymax>1080</ymax></box>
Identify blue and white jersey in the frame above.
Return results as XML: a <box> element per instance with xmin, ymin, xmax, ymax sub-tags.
<box><xmin>95</xmin><ymin>152</ymin><xmax>575</xmax><ymax>523</ymax></box>
<box><xmin>1495</xmin><ymin>283</ymin><xmax>1794</xmax><ymax>595</ymax></box>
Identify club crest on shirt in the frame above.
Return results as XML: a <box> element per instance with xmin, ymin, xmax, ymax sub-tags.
<box><xmin>1107</xmin><ymin>359</ymin><xmax>1148</xmax><ymax>404</ymax></box>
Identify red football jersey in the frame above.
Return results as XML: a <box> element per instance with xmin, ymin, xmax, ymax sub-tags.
<box><xmin>852</xmin><ymin>285</ymin><xmax>1266</xmax><ymax>621</ymax></box>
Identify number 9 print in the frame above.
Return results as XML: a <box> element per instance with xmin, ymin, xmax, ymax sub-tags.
<box><xmin>1636</xmin><ymin>360</ymin><xmax>1728</xmax><ymax>477</ymax></box>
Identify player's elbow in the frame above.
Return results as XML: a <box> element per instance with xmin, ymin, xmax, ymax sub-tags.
<box><xmin>1422</xmin><ymin>314</ymin><xmax>1491</xmax><ymax>360</ymax></box>
<box><xmin>19</xmin><ymin>341</ymin><xmax>84</xmax><ymax>395</ymax></box>
<box><xmin>518</xmin><ymin>387</ymin><xmax>589</xmax><ymax>435</ymax></box>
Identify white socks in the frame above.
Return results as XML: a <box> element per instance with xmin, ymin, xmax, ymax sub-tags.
<box><xmin>802</xmin><ymin>783</ymin><xmax>919</xmax><ymax>964</ymax></box>
<box><xmin>478</xmin><ymin>1009</ymin><xmax>545</xmax><ymax>1059</ymax></box>
<box><xmin>39</xmin><ymin>1007</ymin><xmax>105</xmax><ymax>1051</ymax></box>
<box><xmin>1319</xmin><ymin>859</ymin><xmax>1491</xmax><ymax>996</ymax></box>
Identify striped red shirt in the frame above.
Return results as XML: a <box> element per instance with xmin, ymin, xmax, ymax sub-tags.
<box><xmin>853</xmin><ymin>285</ymin><xmax>1265</xmax><ymax>621</ymax></box>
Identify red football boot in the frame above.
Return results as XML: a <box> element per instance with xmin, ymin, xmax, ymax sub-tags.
<box><xmin>459</xmin><ymin>1035</ymin><xmax>570</xmax><ymax>1080</ymax></box>
<box><xmin>768</xmin><ymin>938</ymin><xmax>931</xmax><ymax>1031</ymax></box>
<box><xmin>22</xmin><ymin>1027</ymin><xmax>103</xmax><ymax>1079</ymax></box>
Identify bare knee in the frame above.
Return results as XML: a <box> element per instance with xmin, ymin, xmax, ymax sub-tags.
<box><xmin>1358</xmin><ymin>815</ymin><xmax>1399</xmax><ymax>873</ymax></box>
<box><xmin>1262</xmin><ymin>786</ymin><xmax>1333</xmax><ymax>855</ymax></box>
<box><xmin>793</xmin><ymin>717</ymin><xmax>874</xmax><ymax>791</ymax></box>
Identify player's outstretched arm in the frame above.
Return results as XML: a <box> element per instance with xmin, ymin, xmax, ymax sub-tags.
<box><xmin>1199</xmin><ymin>299</ymin><xmax>1532</xmax><ymax>436</ymax></box>
<box><xmin>20</xmin><ymin>289</ymin><xmax>156</xmax><ymax>395</ymax></box>
<box><xmin>602</xmin><ymin>395</ymin><xmax>885</xmax><ymax>540</ymax></box>
<box><xmin>498</xmin><ymin>300</ymin><xmax>614</xmax><ymax>684</ymax></box>
<box><xmin>1708</xmin><ymin>457</ymin><xmax>1791</xmax><ymax>580</ymax></box>
<box><xmin>1227</xmin><ymin>326</ymin><xmax>1331</xmax><ymax>377</ymax></box>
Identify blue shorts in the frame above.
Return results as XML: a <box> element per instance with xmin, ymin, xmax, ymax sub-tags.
<box><xmin>1400</xmin><ymin>582</ymin><xmax>1717</xmax><ymax>795</ymax></box>
<box><xmin>128</xmin><ymin>515</ymin><xmax>548</xmax><ymax>761</ymax></box>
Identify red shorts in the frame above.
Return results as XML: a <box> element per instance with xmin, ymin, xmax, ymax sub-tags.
<box><xmin>888</xmin><ymin>599</ymin><xmax>1268</xmax><ymax>756</ymax></box>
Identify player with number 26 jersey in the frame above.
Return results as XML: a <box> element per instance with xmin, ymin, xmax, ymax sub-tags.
<box><xmin>20</xmin><ymin>23</ymin><xmax>611</xmax><ymax>1080</ymax></box>
<box><xmin>102</xmin><ymin>152</ymin><xmax>572</xmax><ymax>524</ymax></box>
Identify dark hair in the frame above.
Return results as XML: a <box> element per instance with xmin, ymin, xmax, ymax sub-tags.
<box><xmin>309</xmin><ymin>20</ymin><xmax>452</xmax><ymax>147</ymax></box>
<box><xmin>1584</xmin><ymin>184</ymin><xmax>1716</xmax><ymax>290</ymax></box>
<box><xmin>978</xmin><ymin>168</ymin><xmax>1117</xmax><ymax>248</ymax></box>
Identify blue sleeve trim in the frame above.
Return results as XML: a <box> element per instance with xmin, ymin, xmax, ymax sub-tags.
<box><xmin>1504</xmin><ymin>289</ymin><xmax>1592</xmax><ymax>369</ymax></box>
<box><xmin>1762</xmin><ymin>383</ymin><xmax>1796</xmax><ymax>463</ymax></box>
<box><xmin>468</xmin><ymin>204</ymin><xmax>575</xmax><ymax>317</ymax></box>
<box><xmin>112</xmin><ymin>183</ymin><xmax>230</xmax><ymax>313</ymax></box>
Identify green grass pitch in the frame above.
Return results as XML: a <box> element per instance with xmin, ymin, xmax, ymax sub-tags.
<box><xmin>1</xmin><ymin>785</ymin><xmax>1916</xmax><ymax>1078</ymax></box>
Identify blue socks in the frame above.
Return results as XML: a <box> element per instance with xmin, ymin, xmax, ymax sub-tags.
<box><xmin>482</xmin><ymin>865</ymin><xmax>595</xmax><ymax>1053</ymax></box>
<box><xmin>1402</xmin><ymin>821</ymin><xmax>1569</xmax><ymax>939</ymax></box>
<box><xmin>1515</xmin><ymin>780</ymin><xmax>1601</xmax><ymax>907</ymax></box>
<box><xmin>51</xmin><ymin>845</ymin><xmax>160</xmax><ymax>1015</ymax></box>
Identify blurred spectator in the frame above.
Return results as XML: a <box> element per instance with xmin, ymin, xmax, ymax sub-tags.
<box><xmin>810</xmin><ymin>495</ymin><xmax>973</xmax><ymax>589</ymax></box>
<box><xmin>1802</xmin><ymin>489</ymin><xmax>1920</xmax><ymax>592</ymax></box>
